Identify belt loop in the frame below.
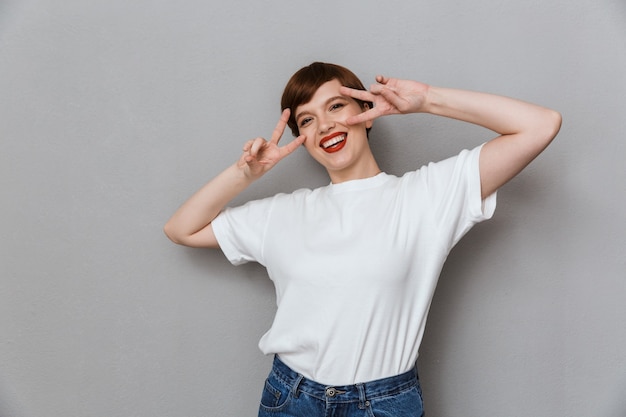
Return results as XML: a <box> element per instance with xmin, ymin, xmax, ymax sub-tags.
<box><xmin>357</xmin><ymin>383</ymin><xmax>370</xmax><ymax>409</ymax></box>
<box><xmin>292</xmin><ymin>374</ymin><xmax>304</xmax><ymax>398</ymax></box>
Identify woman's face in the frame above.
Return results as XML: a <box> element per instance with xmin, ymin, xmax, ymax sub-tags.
<box><xmin>294</xmin><ymin>79</ymin><xmax>376</xmax><ymax>182</ymax></box>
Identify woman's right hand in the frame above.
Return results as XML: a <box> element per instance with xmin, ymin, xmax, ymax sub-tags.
<box><xmin>238</xmin><ymin>109</ymin><xmax>305</xmax><ymax>180</ymax></box>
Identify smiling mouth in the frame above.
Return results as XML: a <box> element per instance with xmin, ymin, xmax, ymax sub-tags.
<box><xmin>320</xmin><ymin>133</ymin><xmax>346</xmax><ymax>153</ymax></box>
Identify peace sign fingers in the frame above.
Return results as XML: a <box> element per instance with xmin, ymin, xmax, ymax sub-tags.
<box><xmin>270</xmin><ymin>109</ymin><xmax>292</xmax><ymax>145</ymax></box>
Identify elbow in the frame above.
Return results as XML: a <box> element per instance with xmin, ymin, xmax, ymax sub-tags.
<box><xmin>163</xmin><ymin>222</ymin><xmax>218</xmax><ymax>248</ymax></box>
<box><xmin>163</xmin><ymin>222</ymin><xmax>184</xmax><ymax>245</ymax></box>
<box><xmin>531</xmin><ymin>109</ymin><xmax>562</xmax><ymax>154</ymax></box>
<box><xmin>519</xmin><ymin>109</ymin><xmax>562</xmax><ymax>162</ymax></box>
<box><xmin>544</xmin><ymin>109</ymin><xmax>563</xmax><ymax>144</ymax></box>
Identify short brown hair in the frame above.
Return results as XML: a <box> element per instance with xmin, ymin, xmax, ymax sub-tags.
<box><xmin>281</xmin><ymin>62</ymin><xmax>372</xmax><ymax>137</ymax></box>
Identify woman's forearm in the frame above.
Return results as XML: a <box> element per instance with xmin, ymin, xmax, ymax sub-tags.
<box><xmin>424</xmin><ymin>86</ymin><xmax>560</xmax><ymax>138</ymax></box>
<box><xmin>164</xmin><ymin>110</ymin><xmax>303</xmax><ymax>248</ymax></box>
<box><xmin>163</xmin><ymin>163</ymin><xmax>254</xmax><ymax>247</ymax></box>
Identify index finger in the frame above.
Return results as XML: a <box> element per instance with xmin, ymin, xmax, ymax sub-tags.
<box><xmin>270</xmin><ymin>108</ymin><xmax>291</xmax><ymax>144</ymax></box>
<box><xmin>339</xmin><ymin>86</ymin><xmax>377</xmax><ymax>102</ymax></box>
<box><xmin>346</xmin><ymin>107</ymin><xmax>384</xmax><ymax>125</ymax></box>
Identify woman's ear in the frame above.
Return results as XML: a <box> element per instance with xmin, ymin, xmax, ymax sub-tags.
<box><xmin>362</xmin><ymin>102</ymin><xmax>373</xmax><ymax>129</ymax></box>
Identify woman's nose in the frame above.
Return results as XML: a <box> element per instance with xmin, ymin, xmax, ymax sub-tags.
<box><xmin>318</xmin><ymin>117</ymin><xmax>335</xmax><ymax>134</ymax></box>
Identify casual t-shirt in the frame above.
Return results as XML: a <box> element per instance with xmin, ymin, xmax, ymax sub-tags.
<box><xmin>212</xmin><ymin>144</ymin><xmax>496</xmax><ymax>385</ymax></box>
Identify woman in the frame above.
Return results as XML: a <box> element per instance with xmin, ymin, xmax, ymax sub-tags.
<box><xmin>164</xmin><ymin>62</ymin><xmax>561</xmax><ymax>416</ymax></box>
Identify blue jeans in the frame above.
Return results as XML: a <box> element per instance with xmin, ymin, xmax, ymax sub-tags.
<box><xmin>258</xmin><ymin>356</ymin><xmax>425</xmax><ymax>417</ymax></box>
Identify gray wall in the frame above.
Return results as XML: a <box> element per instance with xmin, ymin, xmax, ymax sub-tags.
<box><xmin>1</xmin><ymin>0</ymin><xmax>624</xmax><ymax>416</ymax></box>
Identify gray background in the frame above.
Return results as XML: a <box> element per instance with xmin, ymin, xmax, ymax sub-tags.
<box><xmin>1</xmin><ymin>0</ymin><xmax>625</xmax><ymax>416</ymax></box>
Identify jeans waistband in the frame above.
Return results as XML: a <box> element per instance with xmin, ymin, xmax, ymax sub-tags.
<box><xmin>270</xmin><ymin>355</ymin><xmax>419</xmax><ymax>402</ymax></box>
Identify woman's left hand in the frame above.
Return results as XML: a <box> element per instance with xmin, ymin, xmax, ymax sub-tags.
<box><xmin>339</xmin><ymin>76</ymin><xmax>430</xmax><ymax>125</ymax></box>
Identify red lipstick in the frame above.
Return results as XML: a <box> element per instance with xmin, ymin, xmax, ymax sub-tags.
<box><xmin>319</xmin><ymin>132</ymin><xmax>347</xmax><ymax>153</ymax></box>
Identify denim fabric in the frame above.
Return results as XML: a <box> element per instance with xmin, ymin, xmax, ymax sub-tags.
<box><xmin>258</xmin><ymin>356</ymin><xmax>424</xmax><ymax>417</ymax></box>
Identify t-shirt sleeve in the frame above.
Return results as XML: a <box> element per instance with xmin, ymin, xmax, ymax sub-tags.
<box><xmin>211</xmin><ymin>196</ymin><xmax>275</xmax><ymax>266</ymax></box>
<box><xmin>424</xmin><ymin>143</ymin><xmax>497</xmax><ymax>247</ymax></box>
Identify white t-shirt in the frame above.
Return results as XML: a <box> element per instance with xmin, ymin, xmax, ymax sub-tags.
<box><xmin>212</xmin><ymin>145</ymin><xmax>496</xmax><ymax>385</ymax></box>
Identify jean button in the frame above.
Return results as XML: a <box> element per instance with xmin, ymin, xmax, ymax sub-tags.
<box><xmin>325</xmin><ymin>387</ymin><xmax>337</xmax><ymax>397</ymax></box>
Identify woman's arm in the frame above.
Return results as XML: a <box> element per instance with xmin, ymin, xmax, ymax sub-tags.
<box><xmin>341</xmin><ymin>77</ymin><xmax>562</xmax><ymax>198</ymax></box>
<box><xmin>163</xmin><ymin>163</ymin><xmax>255</xmax><ymax>248</ymax></box>
<box><xmin>424</xmin><ymin>86</ymin><xmax>561</xmax><ymax>198</ymax></box>
<box><xmin>163</xmin><ymin>109</ymin><xmax>305</xmax><ymax>248</ymax></box>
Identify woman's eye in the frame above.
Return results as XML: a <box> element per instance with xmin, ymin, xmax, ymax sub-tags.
<box><xmin>330</xmin><ymin>103</ymin><xmax>345</xmax><ymax>111</ymax></box>
<box><xmin>299</xmin><ymin>117</ymin><xmax>312</xmax><ymax>127</ymax></box>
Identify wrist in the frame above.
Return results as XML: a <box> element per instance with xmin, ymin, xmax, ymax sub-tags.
<box><xmin>421</xmin><ymin>85</ymin><xmax>442</xmax><ymax>115</ymax></box>
<box><xmin>228</xmin><ymin>162</ymin><xmax>257</xmax><ymax>186</ymax></box>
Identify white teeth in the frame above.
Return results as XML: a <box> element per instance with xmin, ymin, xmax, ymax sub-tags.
<box><xmin>321</xmin><ymin>135</ymin><xmax>346</xmax><ymax>149</ymax></box>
